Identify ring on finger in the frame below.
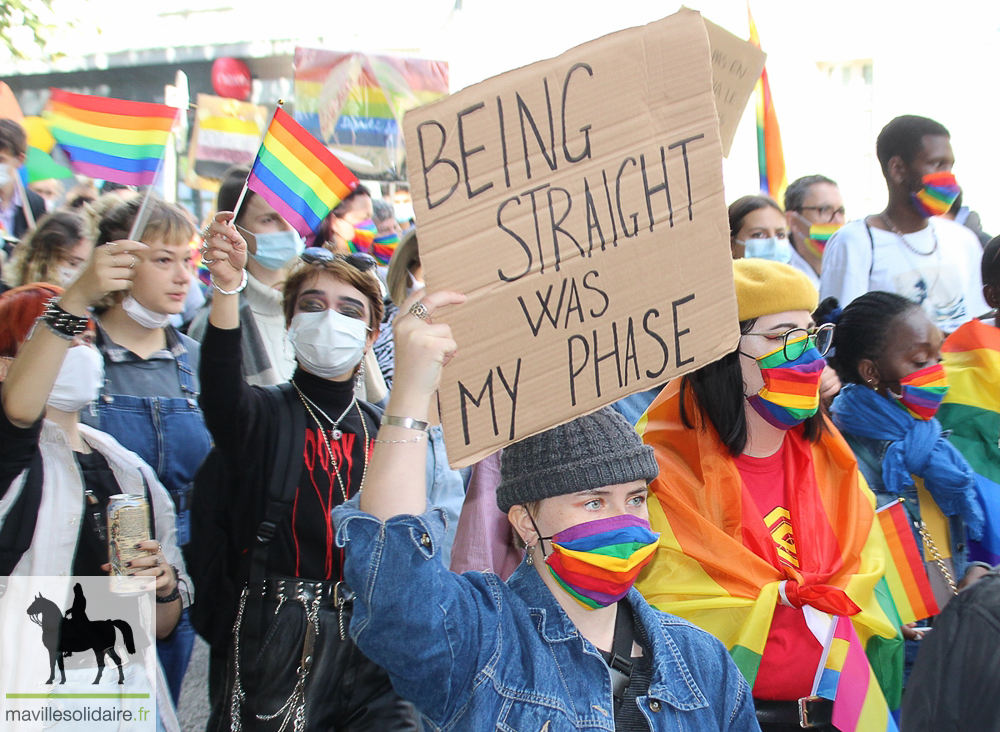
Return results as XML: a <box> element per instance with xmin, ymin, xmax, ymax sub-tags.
<box><xmin>129</xmin><ymin>254</ymin><xmax>137</xmax><ymax>269</ymax></box>
<box><xmin>112</xmin><ymin>255</ymin><xmax>120</xmax><ymax>267</ymax></box>
<box><xmin>408</xmin><ymin>301</ymin><xmax>431</xmax><ymax>321</ymax></box>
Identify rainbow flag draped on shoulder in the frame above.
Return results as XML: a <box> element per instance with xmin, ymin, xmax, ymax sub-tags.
<box><xmin>43</xmin><ymin>89</ymin><xmax>177</xmax><ymax>186</ymax></box>
<box><xmin>940</xmin><ymin>318</ymin><xmax>1000</xmax><ymax>564</ymax></box>
<box><xmin>247</xmin><ymin>107</ymin><xmax>359</xmax><ymax>239</ymax></box>
<box><xmin>635</xmin><ymin>380</ymin><xmax>904</xmax><ymax>724</ymax></box>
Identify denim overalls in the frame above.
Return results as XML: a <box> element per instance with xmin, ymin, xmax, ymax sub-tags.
<box><xmin>90</xmin><ymin>338</ymin><xmax>212</xmax><ymax>705</ymax></box>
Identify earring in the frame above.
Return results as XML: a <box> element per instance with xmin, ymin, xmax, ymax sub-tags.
<box><xmin>356</xmin><ymin>357</ymin><xmax>366</xmax><ymax>390</ymax></box>
<box><xmin>525</xmin><ymin>545</ymin><xmax>534</xmax><ymax>566</ymax></box>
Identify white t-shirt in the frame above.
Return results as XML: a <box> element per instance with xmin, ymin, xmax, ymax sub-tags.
<box><xmin>819</xmin><ymin>216</ymin><xmax>988</xmax><ymax>333</ymax></box>
<box><xmin>788</xmin><ymin>244</ymin><xmax>820</xmax><ymax>289</ymax></box>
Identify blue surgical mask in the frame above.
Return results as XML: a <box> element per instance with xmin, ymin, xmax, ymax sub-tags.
<box><xmin>250</xmin><ymin>230</ymin><xmax>305</xmax><ymax>271</ymax></box>
<box><xmin>741</xmin><ymin>236</ymin><xmax>792</xmax><ymax>264</ymax></box>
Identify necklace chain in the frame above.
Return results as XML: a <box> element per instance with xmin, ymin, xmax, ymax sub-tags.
<box><xmin>292</xmin><ymin>381</ymin><xmax>370</xmax><ymax>501</ymax></box>
<box><xmin>880</xmin><ymin>213</ymin><xmax>938</xmax><ymax>256</ymax></box>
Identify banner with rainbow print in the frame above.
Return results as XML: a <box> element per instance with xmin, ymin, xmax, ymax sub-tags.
<box><xmin>293</xmin><ymin>49</ymin><xmax>449</xmax><ymax>179</ymax></box>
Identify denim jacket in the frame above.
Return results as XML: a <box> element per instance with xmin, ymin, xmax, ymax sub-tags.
<box><xmin>333</xmin><ymin>505</ymin><xmax>759</xmax><ymax>732</ymax></box>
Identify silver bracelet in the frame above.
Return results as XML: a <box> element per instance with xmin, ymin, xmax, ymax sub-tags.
<box><xmin>211</xmin><ymin>269</ymin><xmax>248</xmax><ymax>295</ymax></box>
<box><xmin>373</xmin><ymin>434</ymin><xmax>426</xmax><ymax>444</ymax></box>
<box><xmin>381</xmin><ymin>415</ymin><xmax>429</xmax><ymax>432</ymax></box>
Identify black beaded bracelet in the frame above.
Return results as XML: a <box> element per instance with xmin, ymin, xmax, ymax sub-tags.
<box><xmin>155</xmin><ymin>586</ymin><xmax>181</xmax><ymax>604</ymax></box>
<box><xmin>41</xmin><ymin>300</ymin><xmax>89</xmax><ymax>340</ymax></box>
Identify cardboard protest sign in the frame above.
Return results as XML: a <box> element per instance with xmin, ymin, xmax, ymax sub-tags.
<box><xmin>704</xmin><ymin>18</ymin><xmax>766</xmax><ymax>157</ymax></box>
<box><xmin>404</xmin><ymin>8</ymin><xmax>740</xmax><ymax>467</ymax></box>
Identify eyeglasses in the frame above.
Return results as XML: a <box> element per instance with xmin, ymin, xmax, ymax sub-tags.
<box><xmin>301</xmin><ymin>247</ymin><xmax>377</xmax><ymax>272</ymax></box>
<box><xmin>797</xmin><ymin>205</ymin><xmax>847</xmax><ymax>223</ymax></box>
<box><xmin>742</xmin><ymin>323</ymin><xmax>835</xmax><ymax>361</ymax></box>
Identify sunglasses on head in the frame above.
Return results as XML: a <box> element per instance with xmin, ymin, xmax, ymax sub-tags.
<box><xmin>300</xmin><ymin>247</ymin><xmax>377</xmax><ymax>272</ymax></box>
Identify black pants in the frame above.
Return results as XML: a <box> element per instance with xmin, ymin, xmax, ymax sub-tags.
<box><xmin>207</xmin><ymin>594</ymin><xmax>420</xmax><ymax>732</ymax></box>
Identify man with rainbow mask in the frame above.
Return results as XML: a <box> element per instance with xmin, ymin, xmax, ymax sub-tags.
<box><xmin>819</xmin><ymin>115</ymin><xmax>988</xmax><ymax>334</ymax></box>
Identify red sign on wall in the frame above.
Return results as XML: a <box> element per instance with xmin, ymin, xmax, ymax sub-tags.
<box><xmin>212</xmin><ymin>58</ymin><xmax>252</xmax><ymax>101</ymax></box>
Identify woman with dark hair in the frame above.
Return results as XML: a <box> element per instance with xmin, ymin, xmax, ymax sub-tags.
<box><xmin>637</xmin><ymin>260</ymin><xmax>903</xmax><ymax>730</ymax></box>
<box><xmin>6</xmin><ymin>209</ymin><xmax>94</xmax><ymax>288</ymax></box>
<box><xmin>827</xmin><ymin>291</ymin><xmax>985</xmax><ymax>610</ymax></box>
<box><xmin>728</xmin><ymin>195</ymin><xmax>790</xmax><ymax>263</ymax></box>
<box><xmin>195</xmin><ymin>213</ymin><xmax>418</xmax><ymax>732</ymax></box>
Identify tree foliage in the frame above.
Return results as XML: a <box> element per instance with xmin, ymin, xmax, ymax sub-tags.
<box><xmin>1</xmin><ymin>0</ymin><xmax>56</xmax><ymax>60</ymax></box>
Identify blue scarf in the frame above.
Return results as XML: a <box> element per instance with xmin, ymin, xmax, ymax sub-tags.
<box><xmin>831</xmin><ymin>383</ymin><xmax>984</xmax><ymax>539</ymax></box>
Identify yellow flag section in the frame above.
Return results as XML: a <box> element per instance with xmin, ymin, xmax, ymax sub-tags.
<box><xmin>635</xmin><ymin>380</ymin><xmax>904</xmax><ymax>707</ymax></box>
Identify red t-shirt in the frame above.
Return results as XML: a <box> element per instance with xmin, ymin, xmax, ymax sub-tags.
<box><xmin>735</xmin><ymin>439</ymin><xmax>823</xmax><ymax>701</ymax></box>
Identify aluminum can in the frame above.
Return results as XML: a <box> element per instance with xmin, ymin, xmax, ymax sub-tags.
<box><xmin>107</xmin><ymin>494</ymin><xmax>151</xmax><ymax>594</ymax></box>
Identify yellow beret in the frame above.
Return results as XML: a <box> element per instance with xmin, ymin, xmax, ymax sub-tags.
<box><xmin>733</xmin><ymin>259</ymin><xmax>819</xmax><ymax>322</ymax></box>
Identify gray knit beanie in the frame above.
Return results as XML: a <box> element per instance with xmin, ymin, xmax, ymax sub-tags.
<box><xmin>496</xmin><ymin>407</ymin><xmax>659</xmax><ymax>514</ymax></box>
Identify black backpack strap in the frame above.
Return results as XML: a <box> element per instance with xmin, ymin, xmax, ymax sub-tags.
<box><xmin>608</xmin><ymin>601</ymin><xmax>636</xmax><ymax>715</ymax></box>
<box><xmin>863</xmin><ymin>218</ymin><xmax>876</xmax><ymax>281</ymax></box>
<box><xmin>240</xmin><ymin>383</ymin><xmax>305</xmax><ymax>651</ymax></box>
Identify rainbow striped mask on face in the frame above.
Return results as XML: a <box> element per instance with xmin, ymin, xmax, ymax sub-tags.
<box><xmin>911</xmin><ymin>172</ymin><xmax>960</xmax><ymax>218</ymax></box>
<box><xmin>746</xmin><ymin>338</ymin><xmax>826</xmax><ymax>429</ymax></box>
<box><xmin>540</xmin><ymin>514</ymin><xmax>659</xmax><ymax>609</ymax></box>
<box><xmin>348</xmin><ymin>219</ymin><xmax>378</xmax><ymax>253</ymax></box>
<box><xmin>804</xmin><ymin>222</ymin><xmax>842</xmax><ymax>258</ymax></box>
<box><xmin>890</xmin><ymin>363</ymin><xmax>949</xmax><ymax>420</ymax></box>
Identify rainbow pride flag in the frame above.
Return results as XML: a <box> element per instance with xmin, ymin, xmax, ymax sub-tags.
<box><xmin>43</xmin><ymin>89</ymin><xmax>177</xmax><ymax>186</ymax></box>
<box><xmin>940</xmin><ymin>318</ymin><xmax>1000</xmax><ymax>564</ymax></box>
<box><xmin>875</xmin><ymin>501</ymin><xmax>939</xmax><ymax>624</ymax></box>
<box><xmin>247</xmin><ymin>107</ymin><xmax>359</xmax><ymax>239</ymax></box>
<box><xmin>636</xmin><ymin>380</ymin><xmax>904</xmax><ymax>708</ymax></box>
<box><xmin>813</xmin><ymin>615</ymin><xmax>899</xmax><ymax>732</ymax></box>
<box><xmin>748</xmin><ymin>7</ymin><xmax>787</xmax><ymax>204</ymax></box>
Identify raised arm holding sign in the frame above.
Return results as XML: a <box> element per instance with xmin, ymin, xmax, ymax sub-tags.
<box><xmin>404</xmin><ymin>8</ymin><xmax>742</xmax><ymax>467</ymax></box>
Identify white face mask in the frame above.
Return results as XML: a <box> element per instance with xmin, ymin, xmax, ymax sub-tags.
<box><xmin>122</xmin><ymin>295</ymin><xmax>171</xmax><ymax>329</ymax></box>
<box><xmin>740</xmin><ymin>236</ymin><xmax>792</xmax><ymax>264</ymax></box>
<box><xmin>406</xmin><ymin>271</ymin><xmax>425</xmax><ymax>298</ymax></box>
<box><xmin>287</xmin><ymin>309</ymin><xmax>369</xmax><ymax>379</ymax></box>
<box><xmin>249</xmin><ymin>229</ymin><xmax>305</xmax><ymax>271</ymax></box>
<box><xmin>48</xmin><ymin>345</ymin><xmax>105</xmax><ymax>413</ymax></box>
<box><xmin>0</xmin><ymin>164</ymin><xmax>11</xmax><ymax>189</ymax></box>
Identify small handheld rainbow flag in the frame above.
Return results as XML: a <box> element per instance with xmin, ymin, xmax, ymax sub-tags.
<box><xmin>813</xmin><ymin>615</ymin><xmax>899</xmax><ymax>732</ymax></box>
<box><xmin>246</xmin><ymin>107</ymin><xmax>359</xmax><ymax>239</ymax></box>
<box><xmin>43</xmin><ymin>89</ymin><xmax>177</xmax><ymax>186</ymax></box>
<box><xmin>748</xmin><ymin>7</ymin><xmax>787</xmax><ymax>204</ymax></box>
<box><xmin>875</xmin><ymin>501</ymin><xmax>939</xmax><ymax>625</ymax></box>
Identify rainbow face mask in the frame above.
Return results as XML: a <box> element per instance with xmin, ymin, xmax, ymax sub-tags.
<box><xmin>536</xmin><ymin>514</ymin><xmax>659</xmax><ymax>609</ymax></box>
<box><xmin>803</xmin><ymin>222</ymin><xmax>842</xmax><ymax>258</ymax></box>
<box><xmin>370</xmin><ymin>232</ymin><xmax>400</xmax><ymax>265</ymax></box>
<box><xmin>746</xmin><ymin>337</ymin><xmax>826</xmax><ymax>430</ymax></box>
<box><xmin>348</xmin><ymin>219</ymin><xmax>378</xmax><ymax>254</ymax></box>
<box><xmin>889</xmin><ymin>363</ymin><xmax>949</xmax><ymax>420</ymax></box>
<box><xmin>911</xmin><ymin>172</ymin><xmax>960</xmax><ymax>218</ymax></box>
